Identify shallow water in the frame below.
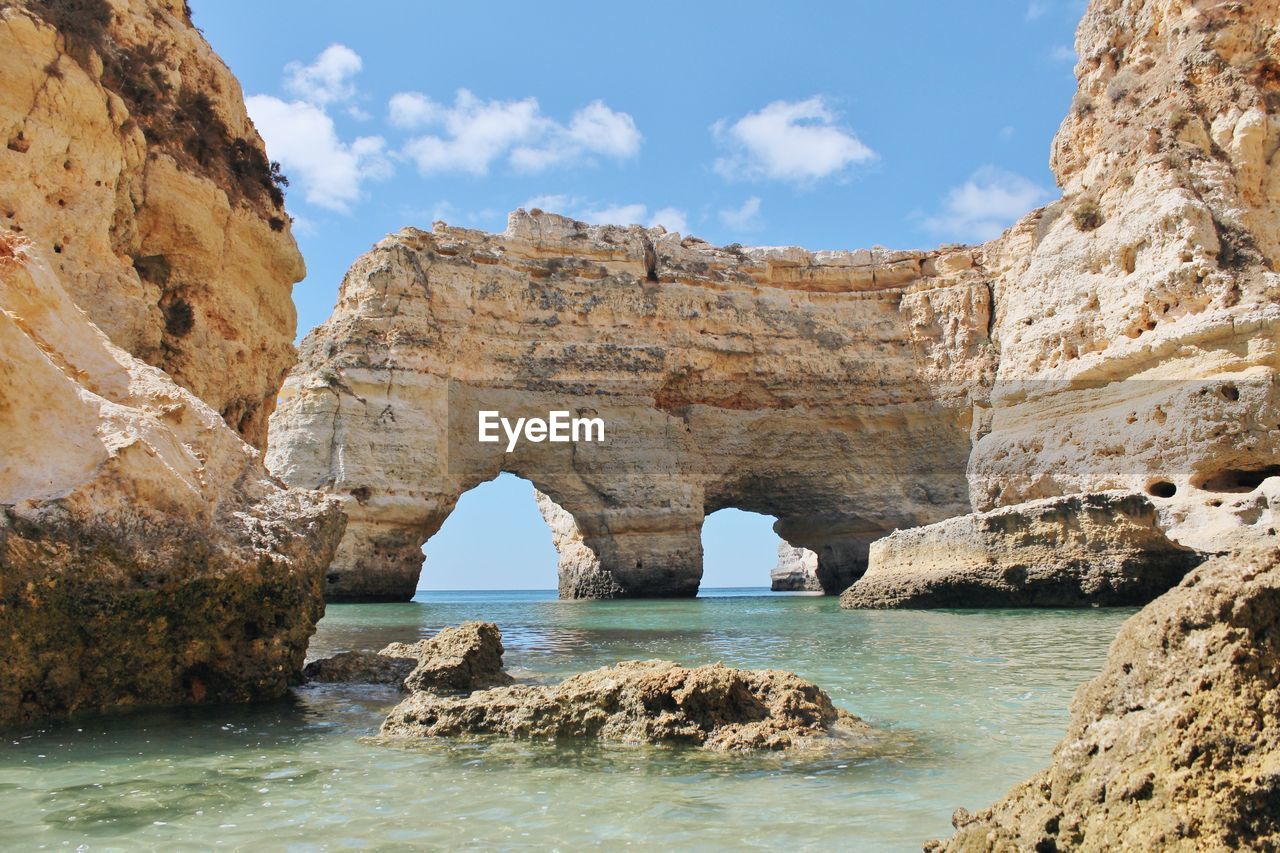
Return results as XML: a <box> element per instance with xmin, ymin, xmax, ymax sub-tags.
<box><xmin>0</xmin><ymin>589</ymin><xmax>1132</xmax><ymax>850</ymax></box>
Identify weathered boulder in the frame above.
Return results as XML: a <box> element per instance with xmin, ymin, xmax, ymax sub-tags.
<box><xmin>934</xmin><ymin>547</ymin><xmax>1280</xmax><ymax>851</ymax></box>
<box><xmin>381</xmin><ymin>659</ymin><xmax>870</xmax><ymax>751</ymax></box>
<box><xmin>266</xmin><ymin>216</ymin><xmax>995</xmax><ymax>600</ymax></box>
<box><xmin>302</xmin><ymin>650</ymin><xmax>417</xmax><ymax>686</ymax></box>
<box><xmin>401</xmin><ymin>622</ymin><xmax>513</xmax><ymax>693</ymax></box>
<box><xmin>770</xmin><ymin>543</ymin><xmax>822</xmax><ymax>591</ymax></box>
<box><xmin>840</xmin><ymin>492</ymin><xmax>1202</xmax><ymax>608</ymax></box>
<box><xmin>0</xmin><ymin>0</ymin><xmax>306</xmax><ymax>448</ymax></box>
<box><xmin>968</xmin><ymin>0</ymin><xmax>1280</xmax><ymax>555</ymax></box>
<box><xmin>0</xmin><ymin>234</ymin><xmax>343</xmax><ymax>725</ymax></box>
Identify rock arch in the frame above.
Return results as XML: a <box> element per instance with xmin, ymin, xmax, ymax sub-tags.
<box><xmin>266</xmin><ymin>211</ymin><xmax>995</xmax><ymax>600</ymax></box>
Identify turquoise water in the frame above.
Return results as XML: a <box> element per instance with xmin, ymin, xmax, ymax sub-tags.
<box><xmin>0</xmin><ymin>589</ymin><xmax>1132</xmax><ymax>850</ymax></box>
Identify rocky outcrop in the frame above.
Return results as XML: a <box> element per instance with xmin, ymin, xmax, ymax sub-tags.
<box><xmin>401</xmin><ymin>621</ymin><xmax>513</xmax><ymax>693</ymax></box>
<box><xmin>934</xmin><ymin>547</ymin><xmax>1280</xmax><ymax>851</ymax></box>
<box><xmin>0</xmin><ymin>0</ymin><xmax>306</xmax><ymax>448</ymax></box>
<box><xmin>0</xmin><ymin>234</ymin><xmax>343</xmax><ymax>725</ymax></box>
<box><xmin>267</xmin><ymin>216</ymin><xmax>995</xmax><ymax>600</ymax></box>
<box><xmin>770</xmin><ymin>543</ymin><xmax>822</xmax><ymax>591</ymax></box>
<box><xmin>303</xmin><ymin>621</ymin><xmax>511</xmax><ymax>690</ymax></box>
<box><xmin>968</xmin><ymin>0</ymin><xmax>1280</xmax><ymax>554</ymax></box>
<box><xmin>381</xmin><ymin>658</ymin><xmax>870</xmax><ymax>751</ymax></box>
<box><xmin>841</xmin><ymin>492</ymin><xmax>1202</xmax><ymax>608</ymax></box>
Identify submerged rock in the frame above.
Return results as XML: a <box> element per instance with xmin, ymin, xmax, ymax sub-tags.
<box><xmin>840</xmin><ymin>492</ymin><xmax>1202</xmax><ymax>609</ymax></box>
<box><xmin>381</xmin><ymin>659</ymin><xmax>869</xmax><ymax>751</ymax></box>
<box><xmin>303</xmin><ymin>622</ymin><xmax>512</xmax><ymax>691</ymax></box>
<box><xmin>770</xmin><ymin>544</ymin><xmax>822</xmax><ymax>592</ymax></box>
<box><xmin>934</xmin><ymin>547</ymin><xmax>1280</xmax><ymax>851</ymax></box>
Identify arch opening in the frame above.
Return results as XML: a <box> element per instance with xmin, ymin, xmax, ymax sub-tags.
<box><xmin>699</xmin><ymin>508</ymin><xmax>786</xmax><ymax>594</ymax></box>
<box><xmin>419</xmin><ymin>473</ymin><xmax>558</xmax><ymax>591</ymax></box>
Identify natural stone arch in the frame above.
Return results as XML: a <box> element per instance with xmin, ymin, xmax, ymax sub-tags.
<box><xmin>267</xmin><ymin>211</ymin><xmax>994</xmax><ymax>600</ymax></box>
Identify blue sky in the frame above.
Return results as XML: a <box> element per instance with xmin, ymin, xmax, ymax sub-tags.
<box><xmin>196</xmin><ymin>0</ymin><xmax>1083</xmax><ymax>589</ymax></box>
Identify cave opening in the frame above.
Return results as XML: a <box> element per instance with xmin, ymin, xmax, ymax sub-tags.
<box><xmin>699</xmin><ymin>508</ymin><xmax>782</xmax><ymax>593</ymax></box>
<box><xmin>1194</xmin><ymin>465</ymin><xmax>1280</xmax><ymax>494</ymax></box>
<box><xmin>419</xmin><ymin>472</ymin><xmax>558</xmax><ymax>591</ymax></box>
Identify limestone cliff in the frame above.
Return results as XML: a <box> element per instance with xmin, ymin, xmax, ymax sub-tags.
<box><xmin>267</xmin><ymin>216</ymin><xmax>995</xmax><ymax>599</ymax></box>
<box><xmin>770</xmin><ymin>543</ymin><xmax>822</xmax><ymax>592</ymax></box>
<box><xmin>970</xmin><ymin>0</ymin><xmax>1280</xmax><ymax>554</ymax></box>
<box><xmin>0</xmin><ymin>0</ymin><xmax>306</xmax><ymax>448</ymax></box>
<box><xmin>0</xmin><ymin>232</ymin><xmax>343</xmax><ymax>725</ymax></box>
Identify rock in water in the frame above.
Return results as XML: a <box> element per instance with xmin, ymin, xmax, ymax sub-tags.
<box><xmin>303</xmin><ymin>622</ymin><xmax>512</xmax><ymax>691</ymax></box>
<box><xmin>302</xmin><ymin>651</ymin><xmax>418</xmax><ymax>686</ymax></box>
<box><xmin>381</xmin><ymin>659</ymin><xmax>870</xmax><ymax>751</ymax></box>
<box><xmin>770</xmin><ymin>544</ymin><xmax>822</xmax><ymax>591</ymax></box>
<box><xmin>0</xmin><ymin>233</ymin><xmax>344</xmax><ymax>725</ymax></box>
<box><xmin>841</xmin><ymin>492</ymin><xmax>1202</xmax><ymax>608</ymax></box>
<box><xmin>933</xmin><ymin>547</ymin><xmax>1280</xmax><ymax>850</ymax></box>
<box><xmin>401</xmin><ymin>622</ymin><xmax>513</xmax><ymax>693</ymax></box>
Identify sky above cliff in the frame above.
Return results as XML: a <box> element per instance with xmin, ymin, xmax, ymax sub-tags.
<box><xmin>196</xmin><ymin>0</ymin><xmax>1084</xmax><ymax>589</ymax></box>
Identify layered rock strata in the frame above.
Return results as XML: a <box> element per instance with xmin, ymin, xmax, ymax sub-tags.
<box><xmin>770</xmin><ymin>543</ymin><xmax>822</xmax><ymax>591</ymax></box>
<box><xmin>268</xmin><ymin>215</ymin><xmax>995</xmax><ymax>600</ymax></box>
<box><xmin>967</xmin><ymin>0</ymin><xmax>1280</xmax><ymax>553</ymax></box>
<box><xmin>0</xmin><ymin>234</ymin><xmax>343</xmax><ymax>725</ymax></box>
<box><xmin>840</xmin><ymin>492</ymin><xmax>1201</xmax><ymax>608</ymax></box>
<box><xmin>381</xmin><ymin>658</ymin><xmax>870</xmax><ymax>751</ymax></box>
<box><xmin>935</xmin><ymin>547</ymin><xmax>1280</xmax><ymax>850</ymax></box>
<box><xmin>0</xmin><ymin>0</ymin><xmax>306</xmax><ymax>447</ymax></box>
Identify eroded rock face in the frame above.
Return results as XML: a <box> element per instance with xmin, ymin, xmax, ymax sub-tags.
<box><xmin>268</xmin><ymin>216</ymin><xmax>994</xmax><ymax>600</ymax></box>
<box><xmin>302</xmin><ymin>650</ymin><xmax>417</xmax><ymax>686</ymax></box>
<box><xmin>770</xmin><ymin>543</ymin><xmax>822</xmax><ymax>592</ymax></box>
<box><xmin>969</xmin><ymin>0</ymin><xmax>1280</xmax><ymax>552</ymax></box>
<box><xmin>0</xmin><ymin>235</ymin><xmax>343</xmax><ymax>725</ymax></box>
<box><xmin>381</xmin><ymin>659</ymin><xmax>870</xmax><ymax>751</ymax></box>
<box><xmin>841</xmin><ymin>492</ymin><xmax>1202</xmax><ymax>608</ymax></box>
<box><xmin>935</xmin><ymin>547</ymin><xmax>1280</xmax><ymax>851</ymax></box>
<box><xmin>0</xmin><ymin>0</ymin><xmax>306</xmax><ymax>447</ymax></box>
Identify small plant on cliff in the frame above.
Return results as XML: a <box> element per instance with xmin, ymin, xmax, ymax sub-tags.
<box><xmin>1106</xmin><ymin>69</ymin><xmax>1139</xmax><ymax>103</ymax></box>
<box><xmin>32</xmin><ymin>0</ymin><xmax>112</xmax><ymax>58</ymax></box>
<box><xmin>1072</xmin><ymin>198</ymin><xmax>1104</xmax><ymax>231</ymax></box>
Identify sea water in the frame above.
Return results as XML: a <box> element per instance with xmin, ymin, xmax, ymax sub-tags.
<box><xmin>0</xmin><ymin>590</ymin><xmax>1131</xmax><ymax>850</ymax></box>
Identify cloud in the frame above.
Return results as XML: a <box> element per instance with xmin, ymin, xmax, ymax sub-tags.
<box><xmin>524</xmin><ymin>195</ymin><xmax>688</xmax><ymax>233</ymax></box>
<box><xmin>999</xmin><ymin>125</ymin><xmax>1016</xmax><ymax>140</ymax></box>
<box><xmin>719</xmin><ymin>196</ymin><xmax>763</xmax><ymax>231</ymax></box>
<box><xmin>284</xmin><ymin>44</ymin><xmax>362</xmax><ymax>106</ymax></box>
<box><xmin>1050</xmin><ymin>44</ymin><xmax>1077</xmax><ymax>62</ymax></box>
<box><xmin>393</xmin><ymin>90</ymin><xmax>641</xmax><ymax>176</ymax></box>
<box><xmin>713</xmin><ymin>97</ymin><xmax>875</xmax><ymax>184</ymax></box>
<box><xmin>1025</xmin><ymin>0</ymin><xmax>1050</xmax><ymax>20</ymax></box>
<box><xmin>921</xmin><ymin>166</ymin><xmax>1050</xmax><ymax>242</ymax></box>
<box><xmin>246</xmin><ymin>95</ymin><xmax>390</xmax><ymax>212</ymax></box>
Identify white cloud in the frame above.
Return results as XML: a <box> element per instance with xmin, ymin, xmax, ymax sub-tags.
<box><xmin>247</xmin><ymin>95</ymin><xmax>390</xmax><ymax>212</ymax></box>
<box><xmin>1050</xmin><ymin>44</ymin><xmax>1077</xmax><ymax>62</ymax></box>
<box><xmin>719</xmin><ymin>196</ymin><xmax>763</xmax><ymax>231</ymax></box>
<box><xmin>1025</xmin><ymin>0</ymin><xmax>1050</xmax><ymax>20</ymax></box>
<box><xmin>713</xmin><ymin>97</ymin><xmax>875</xmax><ymax>184</ymax></box>
<box><xmin>393</xmin><ymin>90</ymin><xmax>641</xmax><ymax>176</ymax></box>
<box><xmin>921</xmin><ymin>166</ymin><xmax>1050</xmax><ymax>242</ymax></box>
<box><xmin>284</xmin><ymin>44</ymin><xmax>362</xmax><ymax>106</ymax></box>
<box><xmin>524</xmin><ymin>195</ymin><xmax>688</xmax><ymax>233</ymax></box>
<box><xmin>999</xmin><ymin>125</ymin><xmax>1016</xmax><ymax>140</ymax></box>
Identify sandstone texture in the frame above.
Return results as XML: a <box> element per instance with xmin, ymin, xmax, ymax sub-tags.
<box><xmin>0</xmin><ymin>0</ymin><xmax>306</xmax><ymax>447</ymax></box>
<box><xmin>841</xmin><ymin>492</ymin><xmax>1202</xmax><ymax>608</ymax></box>
<box><xmin>967</xmin><ymin>0</ymin><xmax>1280</xmax><ymax>555</ymax></box>
<box><xmin>303</xmin><ymin>621</ymin><xmax>511</xmax><ymax>691</ymax></box>
<box><xmin>268</xmin><ymin>214</ymin><xmax>995</xmax><ymax>600</ymax></box>
<box><xmin>770</xmin><ymin>543</ymin><xmax>822</xmax><ymax>591</ymax></box>
<box><xmin>935</xmin><ymin>547</ymin><xmax>1280</xmax><ymax>851</ymax></box>
<box><xmin>0</xmin><ymin>233</ymin><xmax>343</xmax><ymax>725</ymax></box>
<box><xmin>381</xmin><ymin>658</ymin><xmax>870</xmax><ymax>751</ymax></box>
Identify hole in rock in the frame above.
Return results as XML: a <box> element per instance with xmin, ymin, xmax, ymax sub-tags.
<box><xmin>1219</xmin><ymin>383</ymin><xmax>1239</xmax><ymax>402</ymax></box>
<box><xmin>1194</xmin><ymin>465</ymin><xmax>1280</xmax><ymax>494</ymax></box>
<box><xmin>699</xmin><ymin>508</ymin><xmax>782</xmax><ymax>593</ymax></box>
<box><xmin>1146</xmin><ymin>480</ymin><xmax>1177</xmax><ymax>498</ymax></box>
<box><xmin>420</xmin><ymin>472</ymin><xmax>557</xmax><ymax>591</ymax></box>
